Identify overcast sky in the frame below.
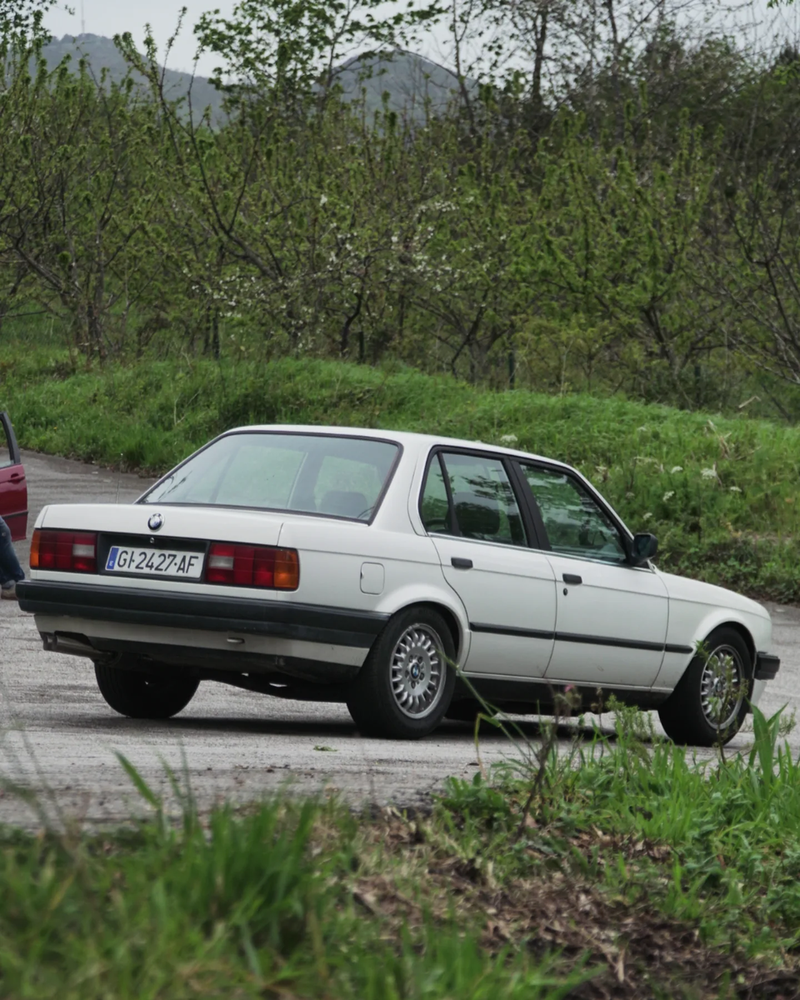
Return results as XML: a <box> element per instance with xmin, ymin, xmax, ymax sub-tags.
<box><xmin>43</xmin><ymin>0</ymin><xmax>800</xmax><ymax>77</ymax></box>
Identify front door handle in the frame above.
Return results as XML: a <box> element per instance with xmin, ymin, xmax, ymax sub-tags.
<box><xmin>562</xmin><ymin>573</ymin><xmax>582</xmax><ymax>585</ymax></box>
<box><xmin>451</xmin><ymin>557</ymin><xmax>473</xmax><ymax>570</ymax></box>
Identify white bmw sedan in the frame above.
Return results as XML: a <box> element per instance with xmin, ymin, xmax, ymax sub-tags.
<box><xmin>18</xmin><ymin>426</ymin><xmax>779</xmax><ymax>743</ymax></box>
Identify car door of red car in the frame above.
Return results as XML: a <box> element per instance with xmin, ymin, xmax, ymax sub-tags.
<box><xmin>0</xmin><ymin>412</ymin><xmax>28</xmax><ymax>540</ymax></box>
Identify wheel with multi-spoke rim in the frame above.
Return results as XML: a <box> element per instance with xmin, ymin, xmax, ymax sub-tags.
<box><xmin>95</xmin><ymin>660</ymin><xmax>199</xmax><ymax>719</ymax></box>
<box><xmin>658</xmin><ymin>627</ymin><xmax>752</xmax><ymax>746</ymax></box>
<box><xmin>346</xmin><ymin>607</ymin><xmax>456</xmax><ymax>738</ymax></box>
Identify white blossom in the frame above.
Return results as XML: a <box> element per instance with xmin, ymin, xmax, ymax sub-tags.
<box><xmin>701</xmin><ymin>468</ymin><xmax>718</xmax><ymax>480</ymax></box>
<box><xmin>663</xmin><ymin>491</ymin><xmax>675</xmax><ymax>502</ymax></box>
<box><xmin>670</xmin><ymin>466</ymin><xmax>683</xmax><ymax>474</ymax></box>
<box><xmin>729</xmin><ymin>486</ymin><xmax>742</xmax><ymax>493</ymax></box>
<box><xmin>499</xmin><ymin>434</ymin><xmax>518</xmax><ymax>445</ymax></box>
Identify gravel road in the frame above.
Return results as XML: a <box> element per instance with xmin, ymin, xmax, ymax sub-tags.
<box><xmin>2</xmin><ymin>450</ymin><xmax>798</xmax><ymax>830</ymax></box>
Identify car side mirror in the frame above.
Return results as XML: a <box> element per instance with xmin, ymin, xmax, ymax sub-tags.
<box><xmin>630</xmin><ymin>532</ymin><xmax>658</xmax><ymax>567</ymax></box>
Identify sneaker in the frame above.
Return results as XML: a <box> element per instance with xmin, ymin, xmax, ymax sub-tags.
<box><xmin>1</xmin><ymin>582</ymin><xmax>18</xmax><ymax>601</ymax></box>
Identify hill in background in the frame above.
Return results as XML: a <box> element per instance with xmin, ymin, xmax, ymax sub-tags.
<box><xmin>40</xmin><ymin>33</ymin><xmax>225</xmax><ymax>118</ymax></box>
<box><xmin>333</xmin><ymin>50</ymin><xmax>468</xmax><ymax>117</ymax></box>
<box><xmin>39</xmin><ymin>34</ymin><xmax>467</xmax><ymax>122</ymax></box>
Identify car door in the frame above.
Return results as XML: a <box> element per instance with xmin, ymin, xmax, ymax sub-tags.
<box><xmin>517</xmin><ymin>462</ymin><xmax>668</xmax><ymax>688</ymax></box>
<box><xmin>420</xmin><ymin>450</ymin><xmax>556</xmax><ymax>678</ymax></box>
<box><xmin>0</xmin><ymin>412</ymin><xmax>27</xmax><ymax>541</ymax></box>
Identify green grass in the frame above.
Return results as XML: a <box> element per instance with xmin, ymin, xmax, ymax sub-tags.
<box><xmin>3</xmin><ymin>709</ymin><xmax>800</xmax><ymax>998</ymax></box>
<box><xmin>3</xmin><ymin>350</ymin><xmax>800</xmax><ymax>599</ymax></box>
<box><xmin>0</xmin><ymin>764</ymin><xmax>588</xmax><ymax>1000</ymax></box>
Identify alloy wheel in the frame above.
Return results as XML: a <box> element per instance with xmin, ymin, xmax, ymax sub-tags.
<box><xmin>389</xmin><ymin>624</ymin><xmax>445</xmax><ymax>719</ymax></box>
<box><xmin>699</xmin><ymin>643</ymin><xmax>745</xmax><ymax>732</ymax></box>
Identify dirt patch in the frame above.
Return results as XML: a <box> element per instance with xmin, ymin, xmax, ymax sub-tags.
<box><xmin>349</xmin><ymin>813</ymin><xmax>800</xmax><ymax>1000</ymax></box>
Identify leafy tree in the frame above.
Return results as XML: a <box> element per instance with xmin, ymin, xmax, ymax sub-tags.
<box><xmin>0</xmin><ymin>40</ymin><xmax>167</xmax><ymax>356</ymax></box>
<box><xmin>194</xmin><ymin>0</ymin><xmax>443</xmax><ymax>108</ymax></box>
<box><xmin>0</xmin><ymin>0</ymin><xmax>55</xmax><ymax>41</ymax></box>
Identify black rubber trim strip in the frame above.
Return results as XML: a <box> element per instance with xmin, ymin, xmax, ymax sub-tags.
<box><xmin>17</xmin><ymin>580</ymin><xmax>389</xmax><ymax>649</ymax></box>
<box><xmin>472</xmin><ymin>622</ymin><xmax>555</xmax><ymax>641</ymax></box>
<box><xmin>471</xmin><ymin>621</ymin><xmax>693</xmax><ymax>655</ymax></box>
<box><xmin>665</xmin><ymin>642</ymin><xmax>695</xmax><ymax>655</ymax></box>
<box><xmin>559</xmin><ymin>632</ymin><xmax>692</xmax><ymax>654</ymax></box>
<box><xmin>755</xmin><ymin>652</ymin><xmax>780</xmax><ymax>681</ymax></box>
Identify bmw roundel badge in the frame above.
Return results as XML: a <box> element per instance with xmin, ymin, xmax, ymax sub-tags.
<box><xmin>147</xmin><ymin>513</ymin><xmax>164</xmax><ymax>531</ymax></box>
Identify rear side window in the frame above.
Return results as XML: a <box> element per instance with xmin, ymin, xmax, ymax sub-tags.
<box><xmin>143</xmin><ymin>433</ymin><xmax>399</xmax><ymax>520</ymax></box>
<box><xmin>420</xmin><ymin>451</ymin><xmax>527</xmax><ymax>546</ymax></box>
<box><xmin>420</xmin><ymin>457</ymin><xmax>451</xmax><ymax>534</ymax></box>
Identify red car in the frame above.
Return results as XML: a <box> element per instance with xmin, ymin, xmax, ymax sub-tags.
<box><xmin>0</xmin><ymin>412</ymin><xmax>27</xmax><ymax>540</ymax></box>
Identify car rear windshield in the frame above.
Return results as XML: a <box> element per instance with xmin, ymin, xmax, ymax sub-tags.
<box><xmin>141</xmin><ymin>432</ymin><xmax>400</xmax><ymax>521</ymax></box>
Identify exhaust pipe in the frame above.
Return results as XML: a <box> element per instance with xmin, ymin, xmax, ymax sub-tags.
<box><xmin>42</xmin><ymin>632</ymin><xmax>97</xmax><ymax>658</ymax></box>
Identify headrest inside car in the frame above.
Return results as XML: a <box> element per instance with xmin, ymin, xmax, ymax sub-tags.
<box><xmin>453</xmin><ymin>492</ymin><xmax>501</xmax><ymax>538</ymax></box>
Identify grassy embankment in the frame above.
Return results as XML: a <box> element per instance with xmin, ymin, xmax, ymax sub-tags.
<box><xmin>3</xmin><ymin>349</ymin><xmax>800</xmax><ymax>600</ymax></box>
<box><xmin>3</xmin><ymin>708</ymin><xmax>800</xmax><ymax>999</ymax></box>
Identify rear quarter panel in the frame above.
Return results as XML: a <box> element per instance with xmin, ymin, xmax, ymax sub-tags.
<box><xmin>277</xmin><ymin>516</ymin><xmax>469</xmax><ymax>657</ymax></box>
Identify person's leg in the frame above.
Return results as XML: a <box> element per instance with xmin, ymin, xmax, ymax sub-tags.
<box><xmin>0</xmin><ymin>515</ymin><xmax>24</xmax><ymax>598</ymax></box>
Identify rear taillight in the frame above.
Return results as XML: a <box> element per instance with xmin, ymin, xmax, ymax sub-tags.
<box><xmin>206</xmin><ymin>543</ymin><xmax>299</xmax><ymax>590</ymax></box>
<box><xmin>31</xmin><ymin>529</ymin><xmax>97</xmax><ymax>573</ymax></box>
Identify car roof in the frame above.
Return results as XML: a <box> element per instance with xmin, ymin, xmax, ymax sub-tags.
<box><xmin>224</xmin><ymin>423</ymin><xmax>573</xmax><ymax>472</ymax></box>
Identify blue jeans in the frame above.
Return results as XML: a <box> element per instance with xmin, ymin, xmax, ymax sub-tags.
<box><xmin>0</xmin><ymin>515</ymin><xmax>24</xmax><ymax>588</ymax></box>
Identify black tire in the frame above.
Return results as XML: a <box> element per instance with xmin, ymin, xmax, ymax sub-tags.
<box><xmin>346</xmin><ymin>607</ymin><xmax>456</xmax><ymax>739</ymax></box>
<box><xmin>94</xmin><ymin>661</ymin><xmax>199</xmax><ymax>720</ymax></box>
<box><xmin>658</xmin><ymin>627</ymin><xmax>752</xmax><ymax>746</ymax></box>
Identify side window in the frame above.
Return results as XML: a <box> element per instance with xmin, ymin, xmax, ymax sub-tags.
<box><xmin>420</xmin><ymin>456</ymin><xmax>452</xmax><ymax>534</ymax></box>
<box><xmin>521</xmin><ymin>464</ymin><xmax>627</xmax><ymax>564</ymax></box>
<box><xmin>437</xmin><ymin>452</ymin><xmax>526</xmax><ymax>546</ymax></box>
<box><xmin>0</xmin><ymin>422</ymin><xmax>10</xmax><ymax>469</ymax></box>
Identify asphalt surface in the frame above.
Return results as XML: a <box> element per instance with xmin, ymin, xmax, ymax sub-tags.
<box><xmin>2</xmin><ymin>450</ymin><xmax>799</xmax><ymax>830</ymax></box>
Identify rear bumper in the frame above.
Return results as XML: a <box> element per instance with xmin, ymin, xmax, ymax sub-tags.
<box><xmin>17</xmin><ymin>579</ymin><xmax>387</xmax><ymax>683</ymax></box>
<box><xmin>17</xmin><ymin>579</ymin><xmax>388</xmax><ymax>648</ymax></box>
<box><xmin>754</xmin><ymin>652</ymin><xmax>780</xmax><ymax>681</ymax></box>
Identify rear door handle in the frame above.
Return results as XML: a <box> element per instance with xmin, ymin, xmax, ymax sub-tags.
<box><xmin>451</xmin><ymin>557</ymin><xmax>473</xmax><ymax>570</ymax></box>
<box><xmin>562</xmin><ymin>573</ymin><xmax>582</xmax><ymax>585</ymax></box>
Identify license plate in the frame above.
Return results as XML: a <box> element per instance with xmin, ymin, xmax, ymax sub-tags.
<box><xmin>105</xmin><ymin>546</ymin><xmax>204</xmax><ymax>579</ymax></box>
